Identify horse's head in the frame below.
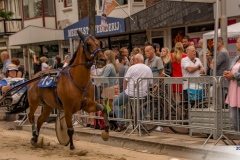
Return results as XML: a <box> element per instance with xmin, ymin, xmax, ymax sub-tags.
<box><xmin>77</xmin><ymin>31</ymin><xmax>105</xmax><ymax>63</ymax></box>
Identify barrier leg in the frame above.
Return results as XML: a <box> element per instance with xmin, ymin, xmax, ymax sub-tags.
<box><xmin>202</xmin><ymin>132</ymin><xmax>213</xmax><ymax>147</ymax></box>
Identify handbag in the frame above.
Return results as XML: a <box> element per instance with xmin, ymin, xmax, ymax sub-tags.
<box><xmin>101</xmin><ymin>85</ymin><xmax>118</xmax><ymax>99</ymax></box>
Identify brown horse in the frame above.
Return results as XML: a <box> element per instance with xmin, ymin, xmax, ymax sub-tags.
<box><xmin>27</xmin><ymin>31</ymin><xmax>109</xmax><ymax>150</ymax></box>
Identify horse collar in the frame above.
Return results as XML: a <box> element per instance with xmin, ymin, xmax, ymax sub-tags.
<box><xmin>61</xmin><ymin>68</ymin><xmax>92</xmax><ymax>92</ymax></box>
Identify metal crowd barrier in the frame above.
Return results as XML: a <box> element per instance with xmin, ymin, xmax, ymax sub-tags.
<box><xmin>214</xmin><ymin>77</ymin><xmax>240</xmax><ymax>146</ymax></box>
<box><xmin>14</xmin><ymin>75</ymin><xmax>240</xmax><ymax>146</ymax></box>
<box><xmin>134</xmin><ymin>76</ymin><xmax>222</xmax><ymax>145</ymax></box>
<box><xmin>73</xmin><ymin>76</ymin><xmax>137</xmax><ymax>132</ymax></box>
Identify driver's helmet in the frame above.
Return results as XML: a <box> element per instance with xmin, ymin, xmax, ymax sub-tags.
<box><xmin>6</xmin><ymin>64</ymin><xmax>18</xmax><ymax>72</ymax></box>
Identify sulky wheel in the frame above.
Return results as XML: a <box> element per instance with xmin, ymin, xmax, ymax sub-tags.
<box><xmin>55</xmin><ymin>112</ymin><xmax>70</xmax><ymax>146</ymax></box>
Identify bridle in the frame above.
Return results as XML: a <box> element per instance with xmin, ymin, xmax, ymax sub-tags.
<box><xmin>81</xmin><ymin>35</ymin><xmax>102</xmax><ymax>59</ymax></box>
<box><xmin>69</xmin><ymin>34</ymin><xmax>102</xmax><ymax>69</ymax></box>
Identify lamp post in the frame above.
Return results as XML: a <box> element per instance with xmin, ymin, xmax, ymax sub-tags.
<box><xmin>213</xmin><ymin>0</ymin><xmax>220</xmax><ymax>77</ymax></box>
<box><xmin>220</xmin><ymin>0</ymin><xmax>227</xmax><ymax>48</ymax></box>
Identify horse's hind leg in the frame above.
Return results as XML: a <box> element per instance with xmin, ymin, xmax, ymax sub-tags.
<box><xmin>96</xmin><ymin>103</ymin><xmax>109</xmax><ymax>141</ymax></box>
<box><xmin>28</xmin><ymin>102</ymin><xmax>40</xmax><ymax>146</ymax></box>
<box><xmin>30</xmin><ymin>104</ymin><xmax>53</xmax><ymax>146</ymax></box>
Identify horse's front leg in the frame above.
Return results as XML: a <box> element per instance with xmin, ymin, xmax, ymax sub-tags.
<box><xmin>31</xmin><ymin>123</ymin><xmax>39</xmax><ymax>146</ymax></box>
<box><xmin>96</xmin><ymin>103</ymin><xmax>109</xmax><ymax>141</ymax></box>
<box><xmin>65</xmin><ymin>111</ymin><xmax>75</xmax><ymax>150</ymax></box>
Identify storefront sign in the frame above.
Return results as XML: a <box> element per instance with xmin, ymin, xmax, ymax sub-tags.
<box><xmin>64</xmin><ymin>16</ymin><xmax>125</xmax><ymax>40</ymax></box>
<box><xmin>228</xmin><ymin>37</ymin><xmax>238</xmax><ymax>60</ymax></box>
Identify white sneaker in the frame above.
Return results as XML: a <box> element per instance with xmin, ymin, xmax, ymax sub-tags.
<box><xmin>128</xmin><ymin>124</ymin><xmax>133</xmax><ymax>129</ymax></box>
<box><xmin>14</xmin><ymin>120</ymin><xmax>22</xmax><ymax>123</ymax></box>
<box><xmin>72</xmin><ymin>121</ymin><xmax>79</xmax><ymax>126</ymax></box>
<box><xmin>155</xmin><ymin>126</ymin><xmax>163</xmax><ymax>132</ymax></box>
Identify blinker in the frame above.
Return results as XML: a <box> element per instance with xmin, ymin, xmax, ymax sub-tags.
<box><xmin>84</xmin><ymin>61</ymin><xmax>93</xmax><ymax>69</ymax></box>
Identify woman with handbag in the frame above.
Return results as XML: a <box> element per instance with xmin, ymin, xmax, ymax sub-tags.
<box><xmin>101</xmin><ymin>50</ymin><xmax>119</xmax><ymax>110</ymax></box>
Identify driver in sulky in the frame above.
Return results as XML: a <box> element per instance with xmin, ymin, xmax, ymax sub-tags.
<box><xmin>0</xmin><ymin>64</ymin><xmax>26</xmax><ymax>105</ymax></box>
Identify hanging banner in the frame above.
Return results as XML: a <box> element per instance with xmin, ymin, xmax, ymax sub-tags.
<box><xmin>103</xmin><ymin>0</ymin><xmax>118</xmax><ymax>16</ymax></box>
<box><xmin>101</xmin><ymin>0</ymin><xmax>118</xmax><ymax>31</ymax></box>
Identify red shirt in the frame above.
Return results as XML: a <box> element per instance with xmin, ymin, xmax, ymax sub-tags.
<box><xmin>171</xmin><ymin>52</ymin><xmax>187</xmax><ymax>92</ymax></box>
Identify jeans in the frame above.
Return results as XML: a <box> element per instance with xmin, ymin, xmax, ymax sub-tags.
<box><xmin>183</xmin><ymin>90</ymin><xmax>188</xmax><ymax>101</ymax></box>
<box><xmin>113</xmin><ymin>91</ymin><xmax>146</xmax><ymax>125</ymax></box>
<box><xmin>113</xmin><ymin>91</ymin><xmax>129</xmax><ymax>125</ymax></box>
<box><xmin>230</xmin><ymin>107</ymin><xmax>240</xmax><ymax>134</ymax></box>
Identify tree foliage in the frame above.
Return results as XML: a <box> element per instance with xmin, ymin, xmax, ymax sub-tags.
<box><xmin>0</xmin><ymin>0</ymin><xmax>14</xmax><ymax>20</ymax></box>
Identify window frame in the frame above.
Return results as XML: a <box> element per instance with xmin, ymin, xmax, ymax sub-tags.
<box><xmin>64</xmin><ymin>0</ymin><xmax>72</xmax><ymax>8</ymax></box>
<box><xmin>23</xmin><ymin>0</ymin><xmax>42</xmax><ymax>20</ymax></box>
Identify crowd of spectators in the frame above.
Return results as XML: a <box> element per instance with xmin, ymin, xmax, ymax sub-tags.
<box><xmin>2</xmin><ymin>35</ymin><xmax>240</xmax><ymax>141</ymax></box>
<box><xmin>94</xmin><ymin>35</ymin><xmax>238</xmax><ymax>133</ymax></box>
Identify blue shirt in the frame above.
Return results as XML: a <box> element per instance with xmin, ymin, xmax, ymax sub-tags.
<box><xmin>2</xmin><ymin>59</ymin><xmax>11</xmax><ymax>74</ymax></box>
<box><xmin>101</xmin><ymin>63</ymin><xmax>117</xmax><ymax>87</ymax></box>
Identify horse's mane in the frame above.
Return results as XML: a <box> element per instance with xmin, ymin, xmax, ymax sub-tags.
<box><xmin>68</xmin><ymin>50</ymin><xmax>78</xmax><ymax>66</ymax></box>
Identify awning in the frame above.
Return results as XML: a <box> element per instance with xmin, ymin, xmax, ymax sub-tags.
<box><xmin>64</xmin><ymin>16</ymin><xmax>125</xmax><ymax>40</ymax></box>
<box><xmin>9</xmin><ymin>25</ymin><xmax>64</xmax><ymax>46</ymax></box>
<box><xmin>203</xmin><ymin>22</ymin><xmax>240</xmax><ymax>39</ymax></box>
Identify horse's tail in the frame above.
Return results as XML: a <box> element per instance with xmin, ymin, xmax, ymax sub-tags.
<box><xmin>8</xmin><ymin>90</ymin><xmax>29</xmax><ymax>114</ymax></box>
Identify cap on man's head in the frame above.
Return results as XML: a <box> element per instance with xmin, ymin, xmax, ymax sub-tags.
<box><xmin>153</xmin><ymin>43</ymin><xmax>160</xmax><ymax>48</ymax></box>
<box><xmin>6</xmin><ymin>64</ymin><xmax>18</xmax><ymax>71</ymax></box>
<box><xmin>144</xmin><ymin>41</ymin><xmax>151</xmax><ymax>45</ymax></box>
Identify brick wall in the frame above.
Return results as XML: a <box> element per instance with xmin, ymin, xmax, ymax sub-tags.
<box><xmin>78</xmin><ymin>0</ymin><xmax>89</xmax><ymax>19</ymax></box>
<box><xmin>146</xmin><ymin>0</ymin><xmax>162</xmax><ymax>8</ymax></box>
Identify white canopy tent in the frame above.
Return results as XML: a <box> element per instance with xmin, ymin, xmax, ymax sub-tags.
<box><xmin>202</xmin><ymin>22</ymin><xmax>240</xmax><ymax>70</ymax></box>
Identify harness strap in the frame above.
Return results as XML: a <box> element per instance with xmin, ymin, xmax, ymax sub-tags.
<box><xmin>80</xmin><ymin>81</ymin><xmax>92</xmax><ymax>110</ymax></box>
<box><xmin>61</xmin><ymin>67</ymin><xmax>92</xmax><ymax>110</ymax></box>
<box><xmin>61</xmin><ymin>67</ymin><xmax>88</xmax><ymax>91</ymax></box>
<box><xmin>55</xmin><ymin>87</ymin><xmax>62</xmax><ymax>106</ymax></box>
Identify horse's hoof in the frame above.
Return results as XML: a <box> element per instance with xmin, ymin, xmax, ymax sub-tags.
<box><xmin>70</xmin><ymin>145</ymin><xmax>75</xmax><ymax>150</ymax></box>
<box><xmin>101</xmin><ymin>131</ymin><xmax>109</xmax><ymax>141</ymax></box>
<box><xmin>30</xmin><ymin>138</ymin><xmax>37</xmax><ymax>146</ymax></box>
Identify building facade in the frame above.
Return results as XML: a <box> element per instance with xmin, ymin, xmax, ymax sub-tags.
<box><xmin>0</xmin><ymin>0</ymin><xmax>23</xmax><ymax>62</ymax></box>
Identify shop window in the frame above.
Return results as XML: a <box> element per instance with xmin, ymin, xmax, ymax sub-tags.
<box><xmin>131</xmin><ymin>33</ymin><xmax>146</xmax><ymax>48</ymax></box>
<box><xmin>188</xmin><ymin>23</ymin><xmax>214</xmax><ymax>33</ymax></box>
<box><xmin>64</xmin><ymin>0</ymin><xmax>72</xmax><ymax>7</ymax></box>
<box><xmin>171</xmin><ymin>27</ymin><xmax>185</xmax><ymax>47</ymax></box>
<box><xmin>44</xmin><ymin>0</ymin><xmax>55</xmax><ymax>16</ymax></box>
<box><xmin>23</xmin><ymin>0</ymin><xmax>42</xmax><ymax>19</ymax></box>
<box><xmin>98</xmin><ymin>38</ymin><xmax>109</xmax><ymax>49</ymax></box>
<box><xmin>111</xmin><ymin>35</ymin><xmax>129</xmax><ymax>49</ymax></box>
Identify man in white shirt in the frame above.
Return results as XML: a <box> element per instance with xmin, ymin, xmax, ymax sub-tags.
<box><xmin>181</xmin><ymin>46</ymin><xmax>204</xmax><ymax>101</ymax></box>
<box><xmin>113</xmin><ymin>53</ymin><xmax>153</xmax><ymax>132</ymax></box>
